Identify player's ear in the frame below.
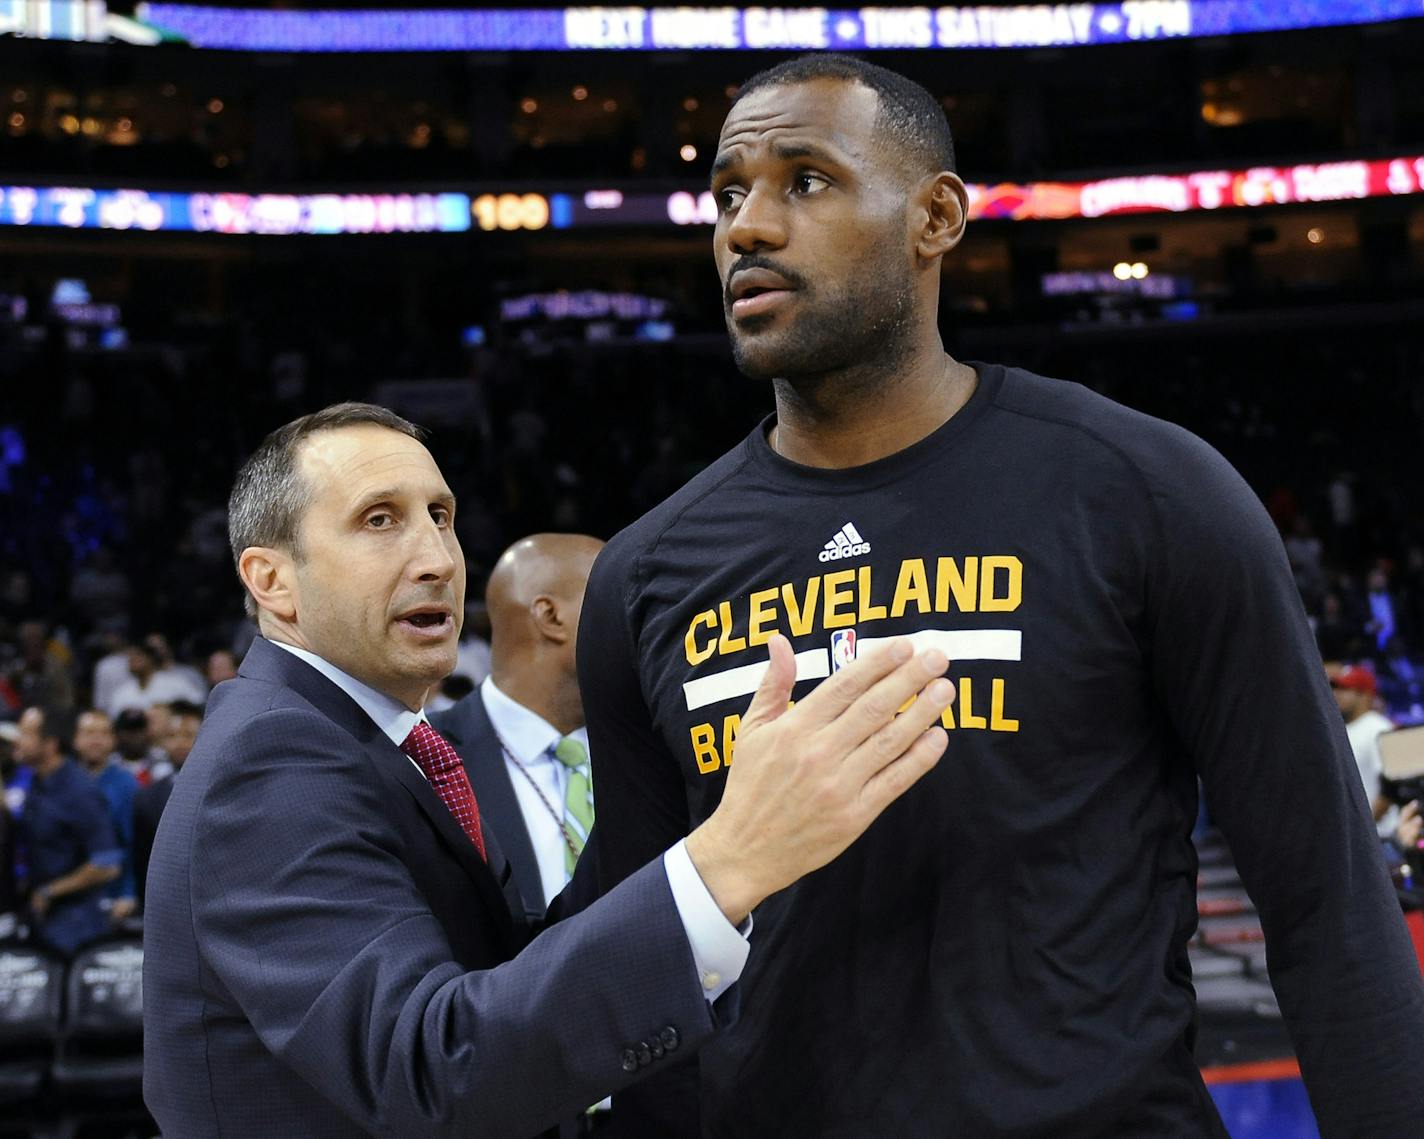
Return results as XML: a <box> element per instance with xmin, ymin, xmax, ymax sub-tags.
<box><xmin>915</xmin><ymin>171</ymin><xmax>968</xmax><ymax>264</ymax></box>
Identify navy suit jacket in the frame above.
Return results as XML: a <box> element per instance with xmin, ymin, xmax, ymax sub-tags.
<box><xmin>143</xmin><ymin>636</ymin><xmax>718</xmax><ymax>1139</ymax></box>
<box><xmin>430</xmin><ymin>690</ymin><xmax>546</xmax><ymax>922</ymax></box>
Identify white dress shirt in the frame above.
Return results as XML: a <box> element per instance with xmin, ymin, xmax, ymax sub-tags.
<box><xmin>481</xmin><ymin>677</ymin><xmax>588</xmax><ymax>908</ymax></box>
<box><xmin>270</xmin><ymin>640</ymin><xmax>748</xmax><ymax>1000</ymax></box>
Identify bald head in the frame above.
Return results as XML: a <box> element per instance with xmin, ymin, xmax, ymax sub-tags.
<box><xmin>485</xmin><ymin>533</ymin><xmax>604</xmax><ymax>733</ymax></box>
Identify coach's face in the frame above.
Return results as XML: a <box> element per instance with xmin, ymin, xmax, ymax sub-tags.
<box><xmin>712</xmin><ymin>78</ymin><xmax>919</xmax><ymax>380</ymax></box>
<box><xmin>286</xmin><ymin>424</ymin><xmax>464</xmax><ymax>710</ymax></box>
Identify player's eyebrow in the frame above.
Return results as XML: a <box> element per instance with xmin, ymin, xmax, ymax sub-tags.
<box><xmin>770</xmin><ymin>140</ymin><xmax>843</xmax><ymax>167</ymax></box>
<box><xmin>711</xmin><ymin>139</ymin><xmax>847</xmax><ymax>186</ymax></box>
<box><xmin>710</xmin><ymin>150</ymin><xmax>741</xmax><ymax>183</ymax></box>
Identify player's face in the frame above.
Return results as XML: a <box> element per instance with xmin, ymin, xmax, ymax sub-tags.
<box><xmin>288</xmin><ymin>425</ymin><xmax>466</xmax><ymax>710</ymax></box>
<box><xmin>711</xmin><ymin>78</ymin><xmax>918</xmax><ymax>381</ymax></box>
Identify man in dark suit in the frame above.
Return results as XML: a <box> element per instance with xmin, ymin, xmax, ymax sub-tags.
<box><xmin>432</xmin><ymin>533</ymin><xmax>602</xmax><ymax>921</ymax></box>
<box><xmin>143</xmin><ymin>402</ymin><xmax>955</xmax><ymax>1139</ymax></box>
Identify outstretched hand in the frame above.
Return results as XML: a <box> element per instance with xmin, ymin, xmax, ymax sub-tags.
<box><xmin>686</xmin><ymin>633</ymin><xmax>953</xmax><ymax>923</ymax></box>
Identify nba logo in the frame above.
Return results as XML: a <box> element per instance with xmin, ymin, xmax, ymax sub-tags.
<box><xmin>830</xmin><ymin>629</ymin><xmax>857</xmax><ymax>672</ymax></box>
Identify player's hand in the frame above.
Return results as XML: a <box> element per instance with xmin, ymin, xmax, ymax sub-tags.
<box><xmin>686</xmin><ymin>633</ymin><xmax>953</xmax><ymax>924</ymax></box>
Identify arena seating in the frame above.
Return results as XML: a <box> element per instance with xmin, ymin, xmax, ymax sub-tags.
<box><xmin>0</xmin><ymin>940</ymin><xmax>148</xmax><ymax>1138</ymax></box>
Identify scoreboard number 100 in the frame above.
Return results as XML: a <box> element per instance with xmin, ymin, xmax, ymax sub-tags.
<box><xmin>472</xmin><ymin>193</ymin><xmax>550</xmax><ymax>231</ymax></box>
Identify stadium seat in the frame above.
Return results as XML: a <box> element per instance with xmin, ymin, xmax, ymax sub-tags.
<box><xmin>0</xmin><ymin>942</ymin><xmax>65</xmax><ymax>1106</ymax></box>
<box><xmin>50</xmin><ymin>939</ymin><xmax>143</xmax><ymax>1100</ymax></box>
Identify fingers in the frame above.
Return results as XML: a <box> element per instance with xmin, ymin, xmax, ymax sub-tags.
<box><xmin>741</xmin><ymin>633</ymin><xmax>797</xmax><ymax>732</ymax></box>
<box><xmin>792</xmin><ymin>639</ymin><xmax>917</xmax><ymax>722</ymax></box>
<box><xmin>841</xmin><ymin>676</ymin><xmax>954</xmax><ymax>781</ymax></box>
<box><xmin>815</xmin><ymin>648</ymin><xmax>951</xmax><ymax>755</ymax></box>
<box><xmin>858</xmin><ymin>726</ymin><xmax>950</xmax><ymax>817</ymax></box>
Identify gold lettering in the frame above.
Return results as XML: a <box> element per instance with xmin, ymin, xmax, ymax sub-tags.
<box><xmin>722</xmin><ymin>714</ymin><xmax>741</xmax><ymax>765</ymax></box>
<box><xmin>936</xmin><ymin>557</ymin><xmax>978</xmax><ymax>612</ymax></box>
<box><xmin>981</xmin><ymin>555</ymin><xmax>1023</xmax><ymax>612</ymax></box>
<box><xmin>959</xmin><ymin>676</ymin><xmax>988</xmax><ymax>729</ymax></box>
<box><xmin>990</xmin><ymin>678</ymin><xmax>1019</xmax><ymax>732</ymax></box>
<box><xmin>890</xmin><ymin>558</ymin><xmax>931</xmax><ymax>618</ymax></box>
<box><xmin>717</xmin><ymin>600</ymin><xmax>746</xmax><ymax>655</ymax></box>
<box><xmin>940</xmin><ymin>702</ymin><xmax>956</xmax><ymax>730</ymax></box>
<box><xmin>690</xmin><ymin>723</ymin><xmax>720</xmax><ymax>774</ymax></box>
<box><xmin>857</xmin><ymin>566</ymin><xmax>886</xmax><ymax>623</ymax></box>
<box><xmin>684</xmin><ymin>610</ymin><xmax>717</xmax><ymax>666</ymax></box>
<box><xmin>823</xmin><ymin>569</ymin><xmax>856</xmax><ymax>629</ymax></box>
<box><xmin>747</xmin><ymin>587</ymin><xmax>780</xmax><ymax>647</ymax></box>
<box><xmin>782</xmin><ymin>578</ymin><xmax>821</xmax><ymax>637</ymax></box>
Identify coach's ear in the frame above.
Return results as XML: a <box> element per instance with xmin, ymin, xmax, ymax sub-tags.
<box><xmin>239</xmin><ymin>546</ymin><xmax>298</xmax><ymax>622</ymax></box>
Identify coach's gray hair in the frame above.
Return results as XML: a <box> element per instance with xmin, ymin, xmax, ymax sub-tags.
<box><xmin>228</xmin><ymin>402</ymin><xmax>427</xmax><ymax>618</ymax></box>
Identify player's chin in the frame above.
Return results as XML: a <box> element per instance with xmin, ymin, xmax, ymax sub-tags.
<box><xmin>730</xmin><ymin>329</ymin><xmax>795</xmax><ymax>381</ymax></box>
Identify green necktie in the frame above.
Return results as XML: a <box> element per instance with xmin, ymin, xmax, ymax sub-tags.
<box><xmin>553</xmin><ymin>736</ymin><xmax>594</xmax><ymax>876</ymax></box>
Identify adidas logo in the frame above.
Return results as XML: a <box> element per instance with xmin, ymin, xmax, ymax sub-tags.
<box><xmin>819</xmin><ymin>522</ymin><xmax>871</xmax><ymax>563</ymax></box>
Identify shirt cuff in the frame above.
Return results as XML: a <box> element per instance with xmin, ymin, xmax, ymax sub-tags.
<box><xmin>663</xmin><ymin>839</ymin><xmax>751</xmax><ymax>1003</ymax></box>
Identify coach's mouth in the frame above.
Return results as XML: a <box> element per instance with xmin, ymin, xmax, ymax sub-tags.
<box><xmin>394</xmin><ymin>606</ymin><xmax>455</xmax><ymax>639</ymax></box>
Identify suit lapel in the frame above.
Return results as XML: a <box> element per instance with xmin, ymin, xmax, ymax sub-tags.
<box><xmin>240</xmin><ymin>639</ymin><xmax>515</xmax><ymax>934</ymax></box>
<box><xmin>382</xmin><ymin>738</ymin><xmax>515</xmax><ymax>925</ymax></box>
<box><xmin>433</xmin><ymin>696</ymin><xmax>546</xmax><ymax>920</ymax></box>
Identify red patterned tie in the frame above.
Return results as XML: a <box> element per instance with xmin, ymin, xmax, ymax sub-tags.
<box><xmin>401</xmin><ymin>721</ymin><xmax>486</xmax><ymax>860</ymax></box>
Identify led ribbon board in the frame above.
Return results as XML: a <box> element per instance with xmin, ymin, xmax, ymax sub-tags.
<box><xmin>81</xmin><ymin>2</ymin><xmax>1424</xmax><ymax>52</ymax></box>
<box><xmin>0</xmin><ymin>188</ymin><xmax>471</xmax><ymax>234</ymax></box>
<box><xmin>3</xmin><ymin>156</ymin><xmax>1421</xmax><ymax>233</ymax></box>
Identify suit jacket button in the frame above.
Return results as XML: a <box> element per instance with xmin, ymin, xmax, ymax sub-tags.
<box><xmin>637</xmin><ymin>1044</ymin><xmax>653</xmax><ymax>1067</ymax></box>
<box><xmin>660</xmin><ymin>1026</ymin><xmax>680</xmax><ymax>1052</ymax></box>
<box><xmin>621</xmin><ymin>1049</ymin><xmax>639</xmax><ymax>1073</ymax></box>
<box><xmin>650</xmin><ymin>1039</ymin><xmax>665</xmax><ymax>1059</ymax></box>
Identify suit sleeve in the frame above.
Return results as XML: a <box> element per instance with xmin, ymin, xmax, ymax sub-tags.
<box><xmin>188</xmin><ymin>706</ymin><xmax>718</xmax><ymax>1139</ymax></box>
<box><xmin>1141</xmin><ymin>431</ymin><xmax>1424</xmax><ymax>1136</ymax></box>
<box><xmin>576</xmin><ymin>539</ymin><xmax>707</xmax><ymax>1128</ymax></box>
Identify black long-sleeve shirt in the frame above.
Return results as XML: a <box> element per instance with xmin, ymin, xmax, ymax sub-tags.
<box><xmin>578</xmin><ymin>362</ymin><xmax>1424</xmax><ymax>1138</ymax></box>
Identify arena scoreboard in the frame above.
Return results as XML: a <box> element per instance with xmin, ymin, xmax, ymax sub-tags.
<box><xmin>4</xmin><ymin>156</ymin><xmax>1423</xmax><ymax>235</ymax></box>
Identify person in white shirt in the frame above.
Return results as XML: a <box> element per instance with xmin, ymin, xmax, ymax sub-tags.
<box><xmin>1331</xmin><ymin>663</ymin><xmax>1398</xmax><ymax>837</ymax></box>
<box><xmin>103</xmin><ymin>636</ymin><xmax>206</xmax><ymax>719</ymax></box>
<box><xmin>432</xmin><ymin>533</ymin><xmax>602</xmax><ymax>919</ymax></box>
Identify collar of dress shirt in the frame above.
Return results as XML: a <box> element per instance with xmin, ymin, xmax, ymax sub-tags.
<box><xmin>269</xmin><ymin>639</ymin><xmax>424</xmax><ymax>748</ymax></box>
<box><xmin>480</xmin><ymin>677</ymin><xmax>587</xmax><ymax>766</ymax></box>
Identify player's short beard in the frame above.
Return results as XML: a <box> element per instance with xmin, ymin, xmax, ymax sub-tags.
<box><xmin>727</xmin><ymin>245</ymin><xmax>917</xmax><ymax>384</ymax></box>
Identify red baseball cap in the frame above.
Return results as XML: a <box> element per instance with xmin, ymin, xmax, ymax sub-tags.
<box><xmin>1331</xmin><ymin>664</ymin><xmax>1377</xmax><ymax>695</ymax></box>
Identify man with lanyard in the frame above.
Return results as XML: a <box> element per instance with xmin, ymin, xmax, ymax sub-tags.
<box><xmin>432</xmin><ymin>533</ymin><xmax>603</xmax><ymax>922</ymax></box>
